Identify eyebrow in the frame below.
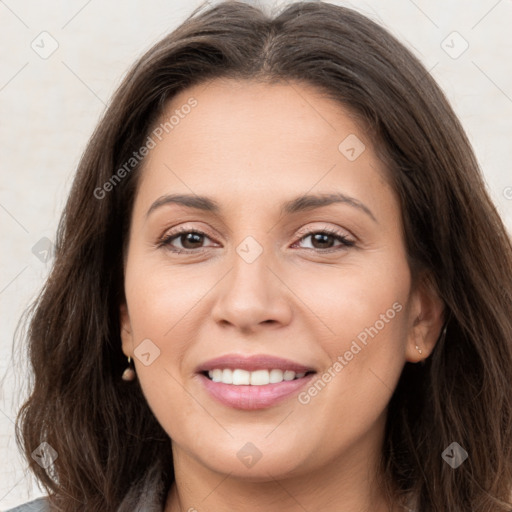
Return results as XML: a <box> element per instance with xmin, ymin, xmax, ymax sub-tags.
<box><xmin>145</xmin><ymin>192</ymin><xmax>377</xmax><ymax>223</ymax></box>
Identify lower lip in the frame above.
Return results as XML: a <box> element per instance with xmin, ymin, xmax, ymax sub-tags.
<box><xmin>197</xmin><ymin>373</ymin><xmax>315</xmax><ymax>410</ymax></box>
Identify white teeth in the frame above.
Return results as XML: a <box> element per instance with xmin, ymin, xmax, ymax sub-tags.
<box><xmin>206</xmin><ymin>368</ymin><xmax>309</xmax><ymax>385</ymax></box>
<box><xmin>283</xmin><ymin>370</ymin><xmax>295</xmax><ymax>381</ymax></box>
<box><xmin>269</xmin><ymin>369</ymin><xmax>283</xmax><ymax>383</ymax></box>
<box><xmin>250</xmin><ymin>370</ymin><xmax>269</xmax><ymax>385</ymax></box>
<box><xmin>232</xmin><ymin>369</ymin><xmax>250</xmax><ymax>385</ymax></box>
<box><xmin>211</xmin><ymin>369</ymin><xmax>222</xmax><ymax>382</ymax></box>
<box><xmin>222</xmin><ymin>369</ymin><xmax>233</xmax><ymax>384</ymax></box>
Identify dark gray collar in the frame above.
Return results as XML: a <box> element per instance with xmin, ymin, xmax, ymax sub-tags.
<box><xmin>116</xmin><ymin>459</ymin><xmax>169</xmax><ymax>512</ymax></box>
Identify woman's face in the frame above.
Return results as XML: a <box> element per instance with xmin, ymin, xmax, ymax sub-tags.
<box><xmin>120</xmin><ymin>78</ymin><xmax>442</xmax><ymax>481</ymax></box>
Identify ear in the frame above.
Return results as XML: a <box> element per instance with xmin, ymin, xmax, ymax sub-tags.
<box><xmin>405</xmin><ymin>272</ymin><xmax>445</xmax><ymax>363</ymax></box>
<box><xmin>119</xmin><ymin>302</ymin><xmax>134</xmax><ymax>358</ymax></box>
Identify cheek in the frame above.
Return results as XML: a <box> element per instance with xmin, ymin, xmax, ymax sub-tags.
<box><xmin>124</xmin><ymin>257</ymin><xmax>213</xmax><ymax>340</ymax></box>
<box><xmin>293</xmin><ymin>252</ymin><xmax>410</xmax><ymax>339</ymax></box>
<box><xmin>122</xmin><ymin>259</ymin><xmax>199</xmax><ymax>383</ymax></box>
<box><xmin>294</xmin><ymin>252</ymin><xmax>411</xmax><ymax>390</ymax></box>
<box><xmin>123</xmin><ymin>262</ymin><xmax>203</xmax><ymax>440</ymax></box>
<box><xmin>291</xmin><ymin>270</ymin><xmax>409</xmax><ymax>445</ymax></box>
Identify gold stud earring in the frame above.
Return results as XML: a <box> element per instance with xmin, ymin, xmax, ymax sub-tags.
<box><xmin>122</xmin><ymin>356</ymin><xmax>136</xmax><ymax>381</ymax></box>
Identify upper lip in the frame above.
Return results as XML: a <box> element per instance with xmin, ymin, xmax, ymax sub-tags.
<box><xmin>196</xmin><ymin>354</ymin><xmax>317</xmax><ymax>373</ymax></box>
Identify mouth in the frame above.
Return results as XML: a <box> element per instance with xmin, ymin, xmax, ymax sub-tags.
<box><xmin>195</xmin><ymin>354</ymin><xmax>318</xmax><ymax>410</ymax></box>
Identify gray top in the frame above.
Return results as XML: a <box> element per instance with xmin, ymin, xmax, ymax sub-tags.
<box><xmin>4</xmin><ymin>497</ymin><xmax>49</xmax><ymax>512</ymax></box>
<box><xmin>4</xmin><ymin>459</ymin><xmax>167</xmax><ymax>512</ymax></box>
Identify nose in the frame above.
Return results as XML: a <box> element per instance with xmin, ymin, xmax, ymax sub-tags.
<box><xmin>210</xmin><ymin>241</ymin><xmax>293</xmax><ymax>334</ymax></box>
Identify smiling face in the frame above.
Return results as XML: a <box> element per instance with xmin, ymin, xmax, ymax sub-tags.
<box><xmin>120</xmin><ymin>78</ymin><xmax>443</xmax><ymax>485</ymax></box>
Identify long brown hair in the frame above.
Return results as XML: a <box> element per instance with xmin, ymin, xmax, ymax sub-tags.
<box><xmin>12</xmin><ymin>1</ymin><xmax>512</xmax><ymax>510</ymax></box>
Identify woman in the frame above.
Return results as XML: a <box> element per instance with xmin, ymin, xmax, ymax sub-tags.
<box><xmin>8</xmin><ymin>1</ymin><xmax>512</xmax><ymax>511</ymax></box>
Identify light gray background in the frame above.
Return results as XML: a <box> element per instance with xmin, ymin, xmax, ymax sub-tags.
<box><xmin>1</xmin><ymin>0</ymin><xmax>511</xmax><ymax>508</ymax></box>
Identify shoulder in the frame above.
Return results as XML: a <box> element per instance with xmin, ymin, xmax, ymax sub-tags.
<box><xmin>4</xmin><ymin>496</ymin><xmax>50</xmax><ymax>512</ymax></box>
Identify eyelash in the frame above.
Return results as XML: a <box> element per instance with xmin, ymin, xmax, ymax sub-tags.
<box><xmin>156</xmin><ymin>226</ymin><xmax>355</xmax><ymax>254</ymax></box>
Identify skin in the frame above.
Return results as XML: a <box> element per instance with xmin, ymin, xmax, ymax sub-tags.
<box><xmin>120</xmin><ymin>78</ymin><xmax>444</xmax><ymax>512</ymax></box>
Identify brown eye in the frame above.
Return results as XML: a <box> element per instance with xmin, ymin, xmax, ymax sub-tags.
<box><xmin>294</xmin><ymin>229</ymin><xmax>355</xmax><ymax>252</ymax></box>
<box><xmin>176</xmin><ymin>232</ymin><xmax>205</xmax><ymax>249</ymax></box>
<box><xmin>309</xmin><ymin>232</ymin><xmax>336</xmax><ymax>249</ymax></box>
<box><xmin>158</xmin><ymin>229</ymin><xmax>215</xmax><ymax>253</ymax></box>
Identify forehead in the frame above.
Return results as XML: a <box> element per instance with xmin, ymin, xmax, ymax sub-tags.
<box><xmin>134</xmin><ymin>78</ymin><xmax>394</xmax><ymax>221</ymax></box>
<box><xmin>161</xmin><ymin>77</ymin><xmax>365</xmax><ymax>159</ymax></box>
